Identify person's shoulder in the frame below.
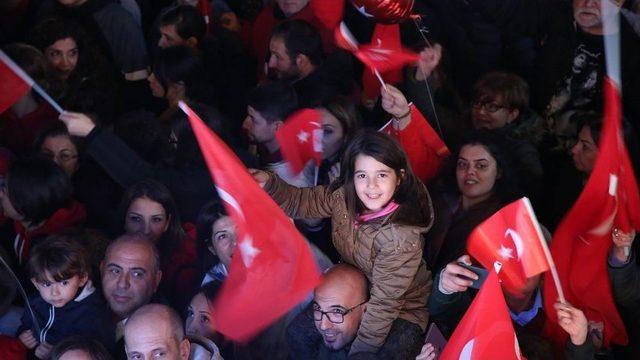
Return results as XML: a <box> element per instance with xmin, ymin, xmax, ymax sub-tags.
<box><xmin>92</xmin><ymin>1</ymin><xmax>140</xmax><ymax>27</ymax></box>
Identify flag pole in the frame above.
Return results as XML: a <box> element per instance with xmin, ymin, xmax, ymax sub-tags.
<box><xmin>0</xmin><ymin>49</ymin><xmax>64</xmax><ymax>114</ymax></box>
<box><xmin>32</xmin><ymin>82</ymin><xmax>64</xmax><ymax>114</ymax></box>
<box><xmin>373</xmin><ymin>69</ymin><xmax>388</xmax><ymax>91</ymax></box>
<box><xmin>314</xmin><ymin>164</ymin><xmax>319</xmax><ymax>186</ymax></box>
<box><xmin>522</xmin><ymin>197</ymin><xmax>566</xmax><ymax>303</ymax></box>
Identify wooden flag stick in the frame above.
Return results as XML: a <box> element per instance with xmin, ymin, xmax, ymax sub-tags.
<box><xmin>522</xmin><ymin>197</ymin><xmax>566</xmax><ymax>303</ymax></box>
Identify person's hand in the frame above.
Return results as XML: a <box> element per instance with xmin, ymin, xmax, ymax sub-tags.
<box><xmin>380</xmin><ymin>84</ymin><xmax>411</xmax><ymax>130</ymax></box>
<box><xmin>611</xmin><ymin>228</ymin><xmax>635</xmax><ymax>262</ymax></box>
<box><xmin>415</xmin><ymin>44</ymin><xmax>442</xmax><ymax>81</ymax></box>
<box><xmin>34</xmin><ymin>342</ymin><xmax>53</xmax><ymax>359</ymax></box>
<box><xmin>416</xmin><ymin>343</ymin><xmax>437</xmax><ymax>360</ymax></box>
<box><xmin>328</xmin><ymin>162</ymin><xmax>341</xmax><ymax>184</ymax></box>
<box><xmin>439</xmin><ymin>255</ymin><xmax>477</xmax><ymax>294</ymax></box>
<box><xmin>248</xmin><ymin>169</ymin><xmax>269</xmax><ymax>188</ymax></box>
<box><xmin>58</xmin><ymin>111</ymin><xmax>96</xmax><ymax>137</ymax></box>
<box><xmin>554</xmin><ymin>302</ymin><xmax>588</xmax><ymax>346</ymax></box>
<box><xmin>18</xmin><ymin>330</ymin><xmax>38</xmax><ymax>349</ymax></box>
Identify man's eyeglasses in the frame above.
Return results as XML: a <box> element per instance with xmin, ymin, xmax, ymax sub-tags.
<box><xmin>312</xmin><ymin>301</ymin><xmax>367</xmax><ymax>324</ymax></box>
<box><xmin>471</xmin><ymin>101</ymin><xmax>507</xmax><ymax>113</ymax></box>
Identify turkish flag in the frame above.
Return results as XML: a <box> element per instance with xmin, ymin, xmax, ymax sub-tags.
<box><xmin>335</xmin><ymin>22</ymin><xmax>418</xmax><ymax>91</ymax></box>
<box><xmin>310</xmin><ymin>0</ymin><xmax>344</xmax><ymax>31</ymax></box>
<box><xmin>380</xmin><ymin>104</ymin><xmax>450</xmax><ymax>183</ymax></box>
<box><xmin>180</xmin><ymin>102</ymin><xmax>322</xmax><ymax>342</ymax></box>
<box><xmin>542</xmin><ymin>77</ymin><xmax>636</xmax><ymax>348</ymax></box>
<box><xmin>467</xmin><ymin>197</ymin><xmax>550</xmax><ymax>294</ymax></box>
<box><xmin>362</xmin><ymin>24</ymin><xmax>404</xmax><ymax>100</ymax></box>
<box><xmin>276</xmin><ymin>108</ymin><xmax>323</xmax><ymax>175</ymax></box>
<box><xmin>0</xmin><ymin>50</ymin><xmax>33</xmax><ymax>114</ymax></box>
<box><xmin>440</xmin><ymin>269</ymin><xmax>525</xmax><ymax>360</ymax></box>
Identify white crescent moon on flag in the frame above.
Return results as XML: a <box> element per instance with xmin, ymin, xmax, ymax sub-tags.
<box><xmin>504</xmin><ymin>228</ymin><xmax>524</xmax><ymax>260</ymax></box>
<box><xmin>459</xmin><ymin>339</ymin><xmax>474</xmax><ymax>360</ymax></box>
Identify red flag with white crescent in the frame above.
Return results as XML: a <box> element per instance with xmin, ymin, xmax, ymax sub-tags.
<box><xmin>467</xmin><ymin>197</ymin><xmax>550</xmax><ymax>294</ymax></box>
<box><xmin>542</xmin><ymin>0</ymin><xmax>638</xmax><ymax>348</ymax></box>
<box><xmin>276</xmin><ymin>108</ymin><xmax>324</xmax><ymax>175</ymax></box>
<box><xmin>334</xmin><ymin>22</ymin><xmax>419</xmax><ymax>76</ymax></box>
<box><xmin>179</xmin><ymin>102</ymin><xmax>322</xmax><ymax>342</ymax></box>
<box><xmin>440</xmin><ymin>269</ymin><xmax>525</xmax><ymax>360</ymax></box>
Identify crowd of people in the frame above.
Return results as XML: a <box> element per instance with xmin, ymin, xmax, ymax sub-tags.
<box><xmin>0</xmin><ymin>0</ymin><xmax>639</xmax><ymax>359</ymax></box>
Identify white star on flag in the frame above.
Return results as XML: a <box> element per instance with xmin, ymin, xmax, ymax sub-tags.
<box><xmin>239</xmin><ymin>236</ymin><xmax>260</xmax><ymax>268</ymax></box>
<box><xmin>297</xmin><ymin>131</ymin><xmax>309</xmax><ymax>143</ymax></box>
<box><xmin>498</xmin><ymin>245</ymin><xmax>514</xmax><ymax>260</ymax></box>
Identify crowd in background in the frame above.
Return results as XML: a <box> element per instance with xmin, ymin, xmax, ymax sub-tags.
<box><xmin>0</xmin><ymin>0</ymin><xmax>639</xmax><ymax>359</ymax></box>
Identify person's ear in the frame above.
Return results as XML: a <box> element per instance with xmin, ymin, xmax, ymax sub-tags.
<box><xmin>185</xmin><ymin>36</ymin><xmax>198</xmax><ymax>48</ymax></box>
<box><xmin>179</xmin><ymin>338</ymin><xmax>191</xmax><ymax>360</ymax></box>
<box><xmin>79</xmin><ymin>272</ymin><xmax>89</xmax><ymax>287</ymax></box>
<box><xmin>507</xmin><ymin>108</ymin><xmax>520</xmax><ymax>123</ymax></box>
<box><xmin>397</xmin><ymin>169</ymin><xmax>406</xmax><ymax>186</ymax></box>
<box><xmin>99</xmin><ymin>260</ymin><xmax>105</xmax><ymax>275</ymax></box>
<box><xmin>164</xmin><ymin>215</ymin><xmax>171</xmax><ymax>232</ymax></box>
<box><xmin>207</xmin><ymin>242</ymin><xmax>217</xmax><ymax>255</ymax></box>
<box><xmin>154</xmin><ymin>270</ymin><xmax>163</xmax><ymax>290</ymax></box>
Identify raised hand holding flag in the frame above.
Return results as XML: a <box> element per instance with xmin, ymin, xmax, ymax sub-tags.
<box><xmin>179</xmin><ymin>101</ymin><xmax>321</xmax><ymax>342</ymax></box>
<box><xmin>467</xmin><ymin>197</ymin><xmax>553</xmax><ymax>294</ymax></box>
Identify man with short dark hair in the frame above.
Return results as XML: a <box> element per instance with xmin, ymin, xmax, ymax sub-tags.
<box><xmin>268</xmin><ymin>19</ymin><xmax>347</xmax><ymax>108</ymax></box>
<box><xmin>242</xmin><ymin>81</ymin><xmax>312</xmax><ymax>186</ymax></box>
<box><xmin>158</xmin><ymin>5</ymin><xmax>207</xmax><ymax>49</ymax></box>
<box><xmin>124</xmin><ymin>304</ymin><xmax>190</xmax><ymax>360</ymax></box>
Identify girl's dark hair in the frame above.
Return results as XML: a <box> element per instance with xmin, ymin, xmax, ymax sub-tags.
<box><xmin>443</xmin><ymin>130</ymin><xmax>520</xmax><ymax>203</ymax></box>
<box><xmin>153</xmin><ymin>46</ymin><xmax>215</xmax><ymax>105</ymax></box>
<box><xmin>118</xmin><ymin>179</ymin><xmax>185</xmax><ymax>259</ymax></box>
<box><xmin>49</xmin><ymin>336</ymin><xmax>113</xmax><ymax>360</ymax></box>
<box><xmin>33</xmin><ymin>122</ymin><xmax>85</xmax><ymax>158</ymax></box>
<box><xmin>197</xmin><ymin>280</ymin><xmax>223</xmax><ymax>302</ymax></box>
<box><xmin>574</xmin><ymin>111</ymin><xmax>603</xmax><ymax>145</ymax></box>
<box><xmin>7</xmin><ymin>157</ymin><xmax>72</xmax><ymax>225</ymax></box>
<box><xmin>28</xmin><ymin>233</ymin><xmax>89</xmax><ymax>283</ymax></box>
<box><xmin>169</xmin><ymin>102</ymin><xmax>224</xmax><ymax>168</ymax></box>
<box><xmin>332</xmin><ymin>130</ymin><xmax>431</xmax><ymax>225</ymax></box>
<box><xmin>320</xmin><ymin>97</ymin><xmax>362</xmax><ymax>162</ymax></box>
<box><xmin>195</xmin><ymin>201</ymin><xmax>228</xmax><ymax>276</ymax></box>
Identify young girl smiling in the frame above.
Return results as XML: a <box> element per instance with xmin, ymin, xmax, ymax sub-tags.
<box><xmin>252</xmin><ymin>130</ymin><xmax>434</xmax><ymax>356</ymax></box>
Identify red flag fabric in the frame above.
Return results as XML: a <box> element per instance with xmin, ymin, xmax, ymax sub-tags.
<box><xmin>362</xmin><ymin>24</ymin><xmax>404</xmax><ymax>100</ymax></box>
<box><xmin>0</xmin><ymin>50</ymin><xmax>32</xmax><ymax>114</ymax></box>
<box><xmin>380</xmin><ymin>104</ymin><xmax>450</xmax><ymax>182</ymax></box>
<box><xmin>467</xmin><ymin>198</ymin><xmax>550</xmax><ymax>294</ymax></box>
<box><xmin>310</xmin><ymin>0</ymin><xmax>344</xmax><ymax>31</ymax></box>
<box><xmin>276</xmin><ymin>108</ymin><xmax>323</xmax><ymax>175</ymax></box>
<box><xmin>197</xmin><ymin>0</ymin><xmax>211</xmax><ymax>26</ymax></box>
<box><xmin>440</xmin><ymin>269</ymin><xmax>525</xmax><ymax>360</ymax></box>
<box><xmin>335</xmin><ymin>22</ymin><xmax>418</xmax><ymax>87</ymax></box>
<box><xmin>542</xmin><ymin>77</ymin><xmax>636</xmax><ymax>348</ymax></box>
<box><xmin>180</xmin><ymin>102</ymin><xmax>322</xmax><ymax>342</ymax></box>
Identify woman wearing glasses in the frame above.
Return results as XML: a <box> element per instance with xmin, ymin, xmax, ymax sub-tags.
<box><xmin>34</xmin><ymin>123</ymin><xmax>121</xmax><ymax>233</ymax></box>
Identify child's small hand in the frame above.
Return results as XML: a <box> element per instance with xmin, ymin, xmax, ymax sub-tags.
<box><xmin>34</xmin><ymin>342</ymin><xmax>53</xmax><ymax>359</ymax></box>
<box><xmin>18</xmin><ymin>330</ymin><xmax>38</xmax><ymax>349</ymax></box>
<box><xmin>416</xmin><ymin>343</ymin><xmax>438</xmax><ymax>360</ymax></box>
<box><xmin>248</xmin><ymin>169</ymin><xmax>270</xmax><ymax>188</ymax></box>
